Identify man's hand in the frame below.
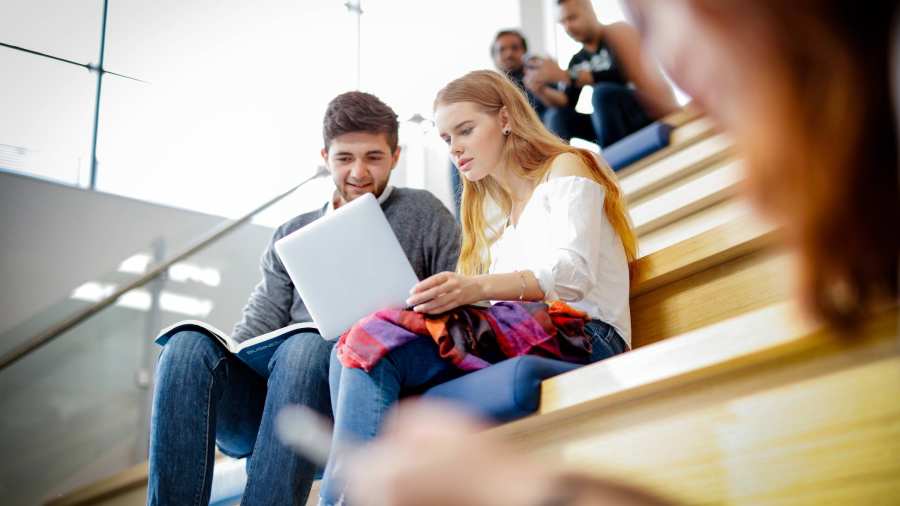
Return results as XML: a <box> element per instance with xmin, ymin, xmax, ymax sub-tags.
<box><xmin>406</xmin><ymin>272</ymin><xmax>484</xmax><ymax>315</ymax></box>
<box><xmin>342</xmin><ymin>401</ymin><xmax>677</xmax><ymax>506</ymax></box>
<box><xmin>342</xmin><ymin>402</ymin><xmax>548</xmax><ymax>506</ymax></box>
<box><xmin>574</xmin><ymin>68</ymin><xmax>593</xmax><ymax>87</ymax></box>
<box><xmin>526</xmin><ymin>56</ymin><xmax>569</xmax><ymax>84</ymax></box>
<box><xmin>523</xmin><ymin>69</ymin><xmax>545</xmax><ymax>93</ymax></box>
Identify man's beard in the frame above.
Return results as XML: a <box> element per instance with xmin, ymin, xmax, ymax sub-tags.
<box><xmin>339</xmin><ymin>180</ymin><xmax>383</xmax><ymax>204</ymax></box>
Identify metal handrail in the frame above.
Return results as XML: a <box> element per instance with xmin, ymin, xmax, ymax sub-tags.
<box><xmin>0</xmin><ymin>167</ymin><xmax>329</xmax><ymax>372</ymax></box>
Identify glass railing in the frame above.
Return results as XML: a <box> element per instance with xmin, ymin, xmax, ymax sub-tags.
<box><xmin>0</xmin><ymin>171</ymin><xmax>324</xmax><ymax>505</ymax></box>
<box><xmin>0</xmin><ymin>223</ymin><xmax>277</xmax><ymax>505</ymax></box>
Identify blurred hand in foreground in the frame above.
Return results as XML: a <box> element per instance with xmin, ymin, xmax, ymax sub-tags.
<box><xmin>342</xmin><ymin>401</ymin><xmax>676</xmax><ymax>506</ymax></box>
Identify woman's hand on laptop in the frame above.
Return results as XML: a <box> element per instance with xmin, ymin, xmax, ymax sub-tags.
<box><xmin>407</xmin><ymin>272</ymin><xmax>485</xmax><ymax>315</ymax></box>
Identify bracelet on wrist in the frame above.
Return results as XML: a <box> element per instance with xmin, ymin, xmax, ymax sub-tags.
<box><xmin>517</xmin><ymin>271</ymin><xmax>527</xmax><ymax>301</ymax></box>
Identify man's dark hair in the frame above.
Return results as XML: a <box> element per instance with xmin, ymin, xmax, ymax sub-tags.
<box><xmin>490</xmin><ymin>29</ymin><xmax>528</xmax><ymax>56</ymax></box>
<box><xmin>322</xmin><ymin>91</ymin><xmax>399</xmax><ymax>151</ymax></box>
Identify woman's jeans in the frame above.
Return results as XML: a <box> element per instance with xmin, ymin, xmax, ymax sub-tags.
<box><xmin>319</xmin><ymin>320</ymin><xmax>627</xmax><ymax>505</ymax></box>
<box><xmin>147</xmin><ymin>330</ymin><xmax>333</xmax><ymax>506</ymax></box>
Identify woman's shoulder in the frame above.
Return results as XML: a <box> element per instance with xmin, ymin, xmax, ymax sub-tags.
<box><xmin>545</xmin><ymin>151</ymin><xmax>594</xmax><ymax>180</ymax></box>
<box><xmin>532</xmin><ymin>153</ymin><xmax>608</xmax><ymax>209</ymax></box>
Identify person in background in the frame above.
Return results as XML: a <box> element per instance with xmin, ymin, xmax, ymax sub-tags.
<box><xmin>491</xmin><ymin>29</ymin><xmax>548</xmax><ymax>120</ymax></box>
<box><xmin>332</xmin><ymin>1</ymin><xmax>899</xmax><ymax>505</ymax></box>
<box><xmin>525</xmin><ymin>0</ymin><xmax>678</xmax><ymax>147</ymax></box>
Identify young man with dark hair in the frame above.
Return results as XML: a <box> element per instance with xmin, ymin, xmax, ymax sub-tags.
<box><xmin>524</xmin><ymin>0</ymin><xmax>678</xmax><ymax>147</ymax></box>
<box><xmin>147</xmin><ymin>91</ymin><xmax>460</xmax><ymax>506</ymax></box>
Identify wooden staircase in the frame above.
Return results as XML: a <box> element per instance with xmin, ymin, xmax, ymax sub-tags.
<box><xmin>486</xmin><ymin>115</ymin><xmax>900</xmax><ymax>504</ymax></box>
<box><xmin>45</xmin><ymin>111</ymin><xmax>899</xmax><ymax>505</ymax></box>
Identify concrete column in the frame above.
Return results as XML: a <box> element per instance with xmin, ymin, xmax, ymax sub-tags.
<box><xmin>518</xmin><ymin>0</ymin><xmax>547</xmax><ymax>55</ymax></box>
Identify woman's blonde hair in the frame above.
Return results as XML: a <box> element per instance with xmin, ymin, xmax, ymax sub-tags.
<box><xmin>434</xmin><ymin>70</ymin><xmax>637</xmax><ymax>277</ymax></box>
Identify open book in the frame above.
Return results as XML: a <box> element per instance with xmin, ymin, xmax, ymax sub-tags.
<box><xmin>155</xmin><ymin>320</ymin><xmax>319</xmax><ymax>376</ymax></box>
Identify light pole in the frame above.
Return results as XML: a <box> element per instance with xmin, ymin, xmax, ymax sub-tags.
<box><xmin>344</xmin><ymin>0</ymin><xmax>363</xmax><ymax>89</ymax></box>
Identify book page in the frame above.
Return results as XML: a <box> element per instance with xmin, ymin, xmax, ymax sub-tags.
<box><xmin>233</xmin><ymin>321</ymin><xmax>319</xmax><ymax>353</ymax></box>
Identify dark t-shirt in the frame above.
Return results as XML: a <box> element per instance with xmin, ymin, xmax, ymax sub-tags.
<box><xmin>507</xmin><ymin>68</ymin><xmax>547</xmax><ymax>118</ymax></box>
<box><xmin>564</xmin><ymin>40</ymin><xmax>628</xmax><ymax>106</ymax></box>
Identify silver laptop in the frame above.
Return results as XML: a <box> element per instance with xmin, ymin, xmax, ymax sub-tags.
<box><xmin>273</xmin><ymin>192</ymin><xmax>419</xmax><ymax>340</ymax></box>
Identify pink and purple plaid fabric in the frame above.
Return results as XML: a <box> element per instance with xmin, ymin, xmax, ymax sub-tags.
<box><xmin>336</xmin><ymin>301</ymin><xmax>593</xmax><ymax>372</ymax></box>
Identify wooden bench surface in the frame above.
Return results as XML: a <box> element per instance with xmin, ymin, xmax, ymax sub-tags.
<box><xmin>622</xmin><ymin>134</ymin><xmax>734</xmax><ymax>203</ymax></box>
<box><xmin>638</xmin><ymin>197</ymin><xmax>755</xmax><ymax>256</ymax></box>
<box><xmin>632</xmin><ymin>215</ymin><xmax>777</xmax><ymax>297</ymax></box>
<box><xmin>631</xmin><ymin>159</ymin><xmax>743</xmax><ymax>235</ymax></box>
<box><xmin>490</xmin><ymin>304</ymin><xmax>899</xmax><ymax>505</ymax></box>
<box><xmin>617</xmin><ymin>116</ymin><xmax>718</xmax><ymax>178</ymax></box>
<box><xmin>659</xmin><ymin>104</ymin><xmax>703</xmax><ymax>129</ymax></box>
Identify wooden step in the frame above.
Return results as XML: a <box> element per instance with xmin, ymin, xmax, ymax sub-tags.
<box><xmin>617</xmin><ymin>117</ymin><xmax>718</xmax><ymax>177</ymax></box>
<box><xmin>632</xmin><ymin>215</ymin><xmax>777</xmax><ymax>297</ymax></box>
<box><xmin>45</xmin><ymin>461</ymin><xmax>148</xmax><ymax>506</ymax></box>
<box><xmin>630</xmin><ymin>159</ymin><xmax>743</xmax><ymax>236</ymax></box>
<box><xmin>638</xmin><ymin>198</ymin><xmax>755</xmax><ymax>256</ymax></box>
<box><xmin>658</xmin><ymin>104</ymin><xmax>703</xmax><ymax>129</ymax></box>
<box><xmin>622</xmin><ymin>134</ymin><xmax>734</xmax><ymax>203</ymax></box>
<box><xmin>632</xmin><ymin>212</ymin><xmax>786</xmax><ymax>347</ymax></box>
<box><xmin>633</xmin><ymin>250</ymin><xmax>790</xmax><ymax>347</ymax></box>
<box><xmin>668</xmin><ymin>115</ymin><xmax>710</xmax><ymax>145</ymax></box>
<box><xmin>490</xmin><ymin>303</ymin><xmax>900</xmax><ymax>505</ymax></box>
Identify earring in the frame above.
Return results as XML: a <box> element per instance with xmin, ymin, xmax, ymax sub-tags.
<box><xmin>502</xmin><ymin>128</ymin><xmax>511</xmax><ymax>136</ymax></box>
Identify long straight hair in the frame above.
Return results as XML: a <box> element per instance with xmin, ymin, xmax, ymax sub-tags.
<box><xmin>434</xmin><ymin>70</ymin><xmax>638</xmax><ymax>277</ymax></box>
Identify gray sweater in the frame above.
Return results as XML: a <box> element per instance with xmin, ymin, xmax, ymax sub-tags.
<box><xmin>231</xmin><ymin>188</ymin><xmax>461</xmax><ymax>343</ymax></box>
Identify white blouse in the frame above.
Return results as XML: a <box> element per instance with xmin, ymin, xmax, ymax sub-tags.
<box><xmin>489</xmin><ymin>176</ymin><xmax>632</xmax><ymax>346</ymax></box>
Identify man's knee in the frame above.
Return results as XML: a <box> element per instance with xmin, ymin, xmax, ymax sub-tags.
<box><xmin>157</xmin><ymin>330</ymin><xmax>223</xmax><ymax>378</ymax></box>
<box><xmin>269</xmin><ymin>332</ymin><xmax>333</xmax><ymax>381</ymax></box>
<box><xmin>591</xmin><ymin>82</ymin><xmax>629</xmax><ymax>106</ymax></box>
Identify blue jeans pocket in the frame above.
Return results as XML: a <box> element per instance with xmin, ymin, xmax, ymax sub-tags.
<box><xmin>585</xmin><ymin>320</ymin><xmax>627</xmax><ymax>363</ymax></box>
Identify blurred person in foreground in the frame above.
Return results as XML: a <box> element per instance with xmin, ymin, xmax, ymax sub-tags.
<box><xmin>334</xmin><ymin>2</ymin><xmax>900</xmax><ymax>505</ymax></box>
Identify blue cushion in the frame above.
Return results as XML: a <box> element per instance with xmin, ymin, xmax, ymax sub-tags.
<box><xmin>422</xmin><ymin>355</ymin><xmax>583</xmax><ymax>423</ymax></box>
<box><xmin>603</xmin><ymin>121</ymin><xmax>673</xmax><ymax>171</ymax></box>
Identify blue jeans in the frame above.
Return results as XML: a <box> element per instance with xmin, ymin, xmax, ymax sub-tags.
<box><xmin>318</xmin><ymin>320</ymin><xmax>627</xmax><ymax>505</ymax></box>
<box><xmin>147</xmin><ymin>330</ymin><xmax>333</xmax><ymax>506</ymax></box>
<box><xmin>544</xmin><ymin>82</ymin><xmax>653</xmax><ymax>148</ymax></box>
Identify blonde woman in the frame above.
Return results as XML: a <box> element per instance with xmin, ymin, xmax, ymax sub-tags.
<box><xmin>318</xmin><ymin>70</ymin><xmax>637</xmax><ymax>505</ymax></box>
